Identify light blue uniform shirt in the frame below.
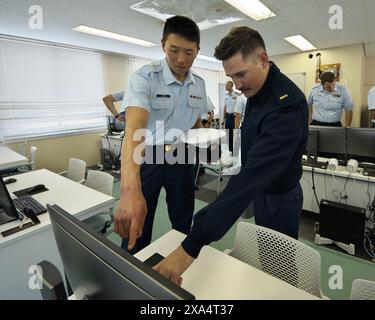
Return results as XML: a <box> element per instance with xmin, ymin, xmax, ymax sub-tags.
<box><xmin>307</xmin><ymin>83</ymin><xmax>354</xmax><ymax>123</ymax></box>
<box><xmin>224</xmin><ymin>91</ymin><xmax>239</xmax><ymax>114</ymax></box>
<box><xmin>111</xmin><ymin>90</ymin><xmax>126</xmax><ymax>113</ymax></box>
<box><xmin>124</xmin><ymin>59</ymin><xmax>207</xmax><ymax>145</ymax></box>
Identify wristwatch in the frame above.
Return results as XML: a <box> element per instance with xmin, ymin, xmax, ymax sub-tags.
<box><xmin>115</xmin><ymin>114</ymin><xmax>120</xmax><ymax>119</ymax></box>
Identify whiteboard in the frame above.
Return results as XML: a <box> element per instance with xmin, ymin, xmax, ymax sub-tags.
<box><xmin>285</xmin><ymin>72</ymin><xmax>306</xmax><ymax>94</ymax></box>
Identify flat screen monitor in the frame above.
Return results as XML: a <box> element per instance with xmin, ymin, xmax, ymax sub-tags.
<box><xmin>306</xmin><ymin>129</ymin><xmax>318</xmax><ymax>160</ymax></box>
<box><xmin>47</xmin><ymin>203</ymin><xmax>195</xmax><ymax>300</ymax></box>
<box><xmin>346</xmin><ymin>128</ymin><xmax>375</xmax><ymax>164</ymax></box>
<box><xmin>310</xmin><ymin>126</ymin><xmax>346</xmax><ymax>160</ymax></box>
<box><xmin>0</xmin><ymin>176</ymin><xmax>21</xmax><ymax>225</ymax></box>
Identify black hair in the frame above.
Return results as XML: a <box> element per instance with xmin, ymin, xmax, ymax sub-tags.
<box><xmin>162</xmin><ymin>16</ymin><xmax>200</xmax><ymax>46</ymax></box>
<box><xmin>214</xmin><ymin>26</ymin><xmax>266</xmax><ymax>61</ymax></box>
<box><xmin>319</xmin><ymin>71</ymin><xmax>336</xmax><ymax>84</ymax></box>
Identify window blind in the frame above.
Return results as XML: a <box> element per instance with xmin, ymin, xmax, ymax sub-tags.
<box><xmin>0</xmin><ymin>39</ymin><xmax>107</xmax><ymax>142</ymax></box>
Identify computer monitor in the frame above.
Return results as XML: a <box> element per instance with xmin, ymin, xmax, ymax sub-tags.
<box><xmin>47</xmin><ymin>203</ymin><xmax>195</xmax><ymax>300</ymax></box>
<box><xmin>0</xmin><ymin>176</ymin><xmax>21</xmax><ymax>225</ymax></box>
<box><xmin>310</xmin><ymin>126</ymin><xmax>346</xmax><ymax>161</ymax></box>
<box><xmin>346</xmin><ymin>128</ymin><xmax>375</xmax><ymax>164</ymax></box>
<box><xmin>306</xmin><ymin>129</ymin><xmax>318</xmax><ymax>160</ymax></box>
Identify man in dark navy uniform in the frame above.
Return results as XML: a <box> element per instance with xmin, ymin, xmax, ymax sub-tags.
<box><xmin>154</xmin><ymin>26</ymin><xmax>308</xmax><ymax>284</ymax></box>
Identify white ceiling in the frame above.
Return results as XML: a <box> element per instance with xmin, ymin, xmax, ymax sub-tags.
<box><xmin>1</xmin><ymin>0</ymin><xmax>375</xmax><ymax>64</ymax></box>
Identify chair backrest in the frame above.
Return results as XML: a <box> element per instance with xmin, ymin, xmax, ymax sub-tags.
<box><xmin>350</xmin><ymin>279</ymin><xmax>375</xmax><ymax>300</ymax></box>
<box><xmin>230</xmin><ymin>222</ymin><xmax>323</xmax><ymax>298</ymax></box>
<box><xmin>85</xmin><ymin>170</ymin><xmax>114</xmax><ymax>196</ymax></box>
<box><xmin>67</xmin><ymin>158</ymin><xmax>86</xmax><ymax>183</ymax></box>
<box><xmin>30</xmin><ymin>146</ymin><xmax>37</xmax><ymax>170</ymax></box>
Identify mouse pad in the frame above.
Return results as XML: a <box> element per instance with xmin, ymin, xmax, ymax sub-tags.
<box><xmin>13</xmin><ymin>186</ymin><xmax>49</xmax><ymax>197</ymax></box>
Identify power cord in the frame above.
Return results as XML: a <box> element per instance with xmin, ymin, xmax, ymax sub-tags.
<box><xmin>311</xmin><ymin>167</ymin><xmax>320</xmax><ymax>208</ymax></box>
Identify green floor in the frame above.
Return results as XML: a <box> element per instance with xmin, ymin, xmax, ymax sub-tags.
<box><xmin>108</xmin><ymin>181</ymin><xmax>375</xmax><ymax>300</ymax></box>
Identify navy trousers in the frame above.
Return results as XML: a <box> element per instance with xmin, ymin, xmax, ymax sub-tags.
<box><xmin>121</xmin><ymin>162</ymin><xmax>195</xmax><ymax>254</ymax></box>
<box><xmin>253</xmin><ymin>183</ymin><xmax>303</xmax><ymax>240</ymax></box>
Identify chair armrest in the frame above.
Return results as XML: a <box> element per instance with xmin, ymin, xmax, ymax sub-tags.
<box><xmin>77</xmin><ymin>179</ymin><xmax>85</xmax><ymax>184</ymax></box>
<box><xmin>223</xmin><ymin>249</ymin><xmax>232</xmax><ymax>255</ymax></box>
<box><xmin>58</xmin><ymin>170</ymin><xmax>67</xmax><ymax>176</ymax></box>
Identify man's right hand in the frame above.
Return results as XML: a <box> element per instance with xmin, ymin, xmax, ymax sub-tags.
<box><xmin>114</xmin><ymin>191</ymin><xmax>147</xmax><ymax>251</ymax></box>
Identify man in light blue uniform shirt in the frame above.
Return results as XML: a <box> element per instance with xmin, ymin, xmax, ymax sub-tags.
<box><xmin>234</xmin><ymin>94</ymin><xmax>247</xmax><ymax>129</ymax></box>
<box><xmin>114</xmin><ymin>16</ymin><xmax>208</xmax><ymax>254</ymax></box>
<box><xmin>223</xmin><ymin>81</ymin><xmax>239</xmax><ymax>152</ymax></box>
<box><xmin>307</xmin><ymin>71</ymin><xmax>354</xmax><ymax>127</ymax></box>
<box><xmin>368</xmin><ymin>86</ymin><xmax>375</xmax><ymax>128</ymax></box>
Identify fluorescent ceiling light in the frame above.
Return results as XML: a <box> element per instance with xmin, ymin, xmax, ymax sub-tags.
<box><xmin>284</xmin><ymin>35</ymin><xmax>316</xmax><ymax>51</ymax></box>
<box><xmin>224</xmin><ymin>0</ymin><xmax>275</xmax><ymax>21</ymax></box>
<box><xmin>73</xmin><ymin>25</ymin><xmax>157</xmax><ymax>47</ymax></box>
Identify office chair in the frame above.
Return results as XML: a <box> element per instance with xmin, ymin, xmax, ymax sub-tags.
<box><xmin>195</xmin><ymin>150</ymin><xmax>233</xmax><ymax>195</ymax></box>
<box><xmin>83</xmin><ymin>170</ymin><xmax>114</xmax><ymax>235</ymax></box>
<box><xmin>59</xmin><ymin>158</ymin><xmax>86</xmax><ymax>184</ymax></box>
<box><xmin>17</xmin><ymin>146</ymin><xmax>38</xmax><ymax>172</ymax></box>
<box><xmin>350</xmin><ymin>279</ymin><xmax>375</xmax><ymax>300</ymax></box>
<box><xmin>225</xmin><ymin>221</ymin><xmax>326</xmax><ymax>298</ymax></box>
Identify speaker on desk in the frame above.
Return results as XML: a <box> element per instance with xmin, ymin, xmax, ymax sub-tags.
<box><xmin>318</xmin><ymin>200</ymin><xmax>365</xmax><ymax>248</ymax></box>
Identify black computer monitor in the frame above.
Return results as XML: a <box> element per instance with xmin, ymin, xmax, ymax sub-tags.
<box><xmin>0</xmin><ymin>176</ymin><xmax>21</xmax><ymax>225</ymax></box>
<box><xmin>346</xmin><ymin>128</ymin><xmax>375</xmax><ymax>164</ymax></box>
<box><xmin>310</xmin><ymin>126</ymin><xmax>346</xmax><ymax>161</ymax></box>
<box><xmin>306</xmin><ymin>129</ymin><xmax>318</xmax><ymax>160</ymax></box>
<box><xmin>47</xmin><ymin>203</ymin><xmax>195</xmax><ymax>300</ymax></box>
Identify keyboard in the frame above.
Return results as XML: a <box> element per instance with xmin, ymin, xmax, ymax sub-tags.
<box><xmin>13</xmin><ymin>196</ymin><xmax>47</xmax><ymax>216</ymax></box>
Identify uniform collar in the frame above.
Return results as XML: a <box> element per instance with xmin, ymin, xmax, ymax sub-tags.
<box><xmin>161</xmin><ymin>58</ymin><xmax>195</xmax><ymax>86</ymax></box>
<box><xmin>249</xmin><ymin>62</ymin><xmax>277</xmax><ymax>106</ymax></box>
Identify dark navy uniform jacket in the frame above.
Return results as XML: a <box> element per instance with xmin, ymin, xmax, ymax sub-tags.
<box><xmin>182</xmin><ymin>63</ymin><xmax>308</xmax><ymax>258</ymax></box>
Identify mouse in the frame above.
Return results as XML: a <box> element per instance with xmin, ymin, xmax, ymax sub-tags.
<box><xmin>4</xmin><ymin>178</ymin><xmax>17</xmax><ymax>185</ymax></box>
<box><xmin>27</xmin><ymin>184</ymin><xmax>46</xmax><ymax>193</ymax></box>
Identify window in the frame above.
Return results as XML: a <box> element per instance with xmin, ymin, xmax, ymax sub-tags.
<box><xmin>0</xmin><ymin>39</ymin><xmax>107</xmax><ymax>142</ymax></box>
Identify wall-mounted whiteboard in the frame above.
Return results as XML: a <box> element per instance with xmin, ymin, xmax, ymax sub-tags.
<box><xmin>285</xmin><ymin>72</ymin><xmax>306</xmax><ymax>95</ymax></box>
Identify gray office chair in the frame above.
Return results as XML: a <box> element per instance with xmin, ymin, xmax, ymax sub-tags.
<box><xmin>83</xmin><ymin>170</ymin><xmax>114</xmax><ymax>235</ymax></box>
<box><xmin>225</xmin><ymin>221</ymin><xmax>326</xmax><ymax>298</ymax></box>
<box><xmin>350</xmin><ymin>279</ymin><xmax>375</xmax><ymax>300</ymax></box>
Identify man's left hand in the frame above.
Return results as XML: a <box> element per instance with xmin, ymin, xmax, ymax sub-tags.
<box><xmin>153</xmin><ymin>246</ymin><xmax>194</xmax><ymax>286</ymax></box>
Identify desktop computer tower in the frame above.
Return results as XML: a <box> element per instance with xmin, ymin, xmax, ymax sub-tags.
<box><xmin>318</xmin><ymin>200</ymin><xmax>366</xmax><ymax>248</ymax></box>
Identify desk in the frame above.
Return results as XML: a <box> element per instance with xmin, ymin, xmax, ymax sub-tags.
<box><xmin>0</xmin><ymin>146</ymin><xmax>28</xmax><ymax>170</ymax></box>
<box><xmin>301</xmin><ymin>161</ymin><xmax>375</xmax><ymax>213</ymax></box>
<box><xmin>135</xmin><ymin>230</ymin><xmax>318</xmax><ymax>300</ymax></box>
<box><xmin>0</xmin><ymin>169</ymin><xmax>114</xmax><ymax>299</ymax></box>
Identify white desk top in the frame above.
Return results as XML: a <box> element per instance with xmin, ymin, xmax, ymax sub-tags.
<box><xmin>0</xmin><ymin>146</ymin><xmax>28</xmax><ymax>170</ymax></box>
<box><xmin>0</xmin><ymin>169</ymin><xmax>114</xmax><ymax>248</ymax></box>
<box><xmin>135</xmin><ymin>230</ymin><xmax>319</xmax><ymax>300</ymax></box>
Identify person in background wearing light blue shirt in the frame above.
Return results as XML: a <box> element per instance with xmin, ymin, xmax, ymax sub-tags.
<box><xmin>307</xmin><ymin>71</ymin><xmax>354</xmax><ymax>127</ymax></box>
<box><xmin>234</xmin><ymin>94</ymin><xmax>247</xmax><ymax>129</ymax></box>
<box><xmin>368</xmin><ymin>86</ymin><xmax>375</xmax><ymax>128</ymax></box>
<box><xmin>114</xmin><ymin>16</ymin><xmax>208</xmax><ymax>254</ymax></box>
<box><xmin>222</xmin><ymin>81</ymin><xmax>239</xmax><ymax>152</ymax></box>
<box><xmin>103</xmin><ymin>90</ymin><xmax>126</xmax><ymax>122</ymax></box>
